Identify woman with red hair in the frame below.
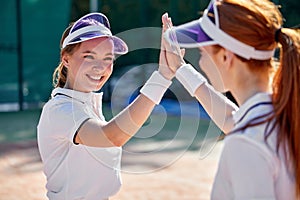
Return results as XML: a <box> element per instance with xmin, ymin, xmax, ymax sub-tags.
<box><xmin>162</xmin><ymin>0</ymin><xmax>300</xmax><ymax>198</ymax></box>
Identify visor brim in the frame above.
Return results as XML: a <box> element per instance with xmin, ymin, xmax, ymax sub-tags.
<box><xmin>165</xmin><ymin>19</ymin><xmax>217</xmax><ymax>48</ymax></box>
<box><xmin>67</xmin><ymin>33</ymin><xmax>128</xmax><ymax>55</ymax></box>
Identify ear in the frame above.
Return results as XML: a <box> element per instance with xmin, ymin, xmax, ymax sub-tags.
<box><xmin>222</xmin><ymin>49</ymin><xmax>234</xmax><ymax>70</ymax></box>
<box><xmin>61</xmin><ymin>54</ymin><xmax>70</xmax><ymax>68</ymax></box>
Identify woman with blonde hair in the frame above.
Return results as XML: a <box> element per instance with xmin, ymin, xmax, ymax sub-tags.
<box><xmin>37</xmin><ymin>12</ymin><xmax>174</xmax><ymax>199</ymax></box>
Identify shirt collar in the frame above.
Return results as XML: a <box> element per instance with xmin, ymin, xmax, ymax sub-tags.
<box><xmin>51</xmin><ymin>87</ymin><xmax>103</xmax><ymax>104</ymax></box>
<box><xmin>233</xmin><ymin>92</ymin><xmax>273</xmax><ymax>127</ymax></box>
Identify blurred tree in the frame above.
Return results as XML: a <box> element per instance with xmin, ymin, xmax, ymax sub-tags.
<box><xmin>276</xmin><ymin>0</ymin><xmax>300</xmax><ymax>27</ymax></box>
<box><xmin>69</xmin><ymin>0</ymin><xmax>299</xmax><ymax>69</ymax></box>
<box><xmin>68</xmin><ymin>1</ymin><xmax>209</xmax><ymax>68</ymax></box>
<box><xmin>71</xmin><ymin>0</ymin><xmax>90</xmax><ymax>21</ymax></box>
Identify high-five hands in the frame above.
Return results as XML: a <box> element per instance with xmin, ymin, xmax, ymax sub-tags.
<box><xmin>158</xmin><ymin>13</ymin><xmax>176</xmax><ymax>80</ymax></box>
<box><xmin>161</xmin><ymin>13</ymin><xmax>186</xmax><ymax>74</ymax></box>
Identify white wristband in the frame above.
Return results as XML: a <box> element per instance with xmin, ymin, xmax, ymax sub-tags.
<box><xmin>175</xmin><ymin>64</ymin><xmax>207</xmax><ymax>96</ymax></box>
<box><xmin>140</xmin><ymin>71</ymin><xmax>172</xmax><ymax>105</ymax></box>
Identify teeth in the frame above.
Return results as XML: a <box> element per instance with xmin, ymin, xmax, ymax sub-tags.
<box><xmin>89</xmin><ymin>75</ymin><xmax>102</xmax><ymax>80</ymax></box>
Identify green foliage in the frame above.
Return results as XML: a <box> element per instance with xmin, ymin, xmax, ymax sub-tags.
<box><xmin>1</xmin><ymin>0</ymin><xmax>299</xmax><ymax>107</ymax></box>
<box><xmin>71</xmin><ymin>0</ymin><xmax>300</xmax><ymax>69</ymax></box>
<box><xmin>276</xmin><ymin>0</ymin><xmax>300</xmax><ymax>27</ymax></box>
<box><xmin>70</xmin><ymin>0</ymin><xmax>210</xmax><ymax>68</ymax></box>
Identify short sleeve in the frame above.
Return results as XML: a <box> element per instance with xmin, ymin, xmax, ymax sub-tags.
<box><xmin>211</xmin><ymin>135</ymin><xmax>276</xmax><ymax>200</ymax></box>
<box><xmin>47</xmin><ymin>101</ymin><xmax>90</xmax><ymax>143</ymax></box>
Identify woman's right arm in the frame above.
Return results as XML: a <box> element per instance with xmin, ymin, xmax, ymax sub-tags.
<box><xmin>164</xmin><ymin>57</ymin><xmax>238</xmax><ymax>134</ymax></box>
<box><xmin>194</xmin><ymin>81</ymin><xmax>238</xmax><ymax>133</ymax></box>
<box><xmin>76</xmin><ymin>68</ymin><xmax>173</xmax><ymax>147</ymax></box>
<box><xmin>76</xmin><ymin>93</ymin><xmax>157</xmax><ymax>147</ymax></box>
<box><xmin>170</xmin><ymin>62</ymin><xmax>238</xmax><ymax>133</ymax></box>
<box><xmin>161</xmin><ymin>17</ymin><xmax>238</xmax><ymax>133</ymax></box>
<box><xmin>74</xmin><ymin>14</ymin><xmax>175</xmax><ymax>148</ymax></box>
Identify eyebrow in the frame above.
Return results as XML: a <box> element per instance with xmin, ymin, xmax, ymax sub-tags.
<box><xmin>82</xmin><ymin>50</ymin><xmax>96</xmax><ymax>55</ymax></box>
<box><xmin>82</xmin><ymin>50</ymin><xmax>114</xmax><ymax>56</ymax></box>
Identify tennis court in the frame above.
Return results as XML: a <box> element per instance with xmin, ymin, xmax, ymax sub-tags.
<box><xmin>0</xmin><ymin>105</ymin><xmax>223</xmax><ymax>200</ymax></box>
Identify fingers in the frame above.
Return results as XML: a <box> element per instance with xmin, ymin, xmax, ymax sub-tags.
<box><xmin>162</xmin><ymin>13</ymin><xmax>173</xmax><ymax>30</ymax></box>
<box><xmin>159</xmin><ymin>14</ymin><xmax>175</xmax><ymax>78</ymax></box>
<box><xmin>160</xmin><ymin>13</ymin><xmax>185</xmax><ymax>74</ymax></box>
<box><xmin>161</xmin><ymin>13</ymin><xmax>174</xmax><ymax>52</ymax></box>
<box><xmin>161</xmin><ymin>13</ymin><xmax>169</xmax><ymax>51</ymax></box>
<box><xmin>160</xmin><ymin>14</ymin><xmax>168</xmax><ymax>66</ymax></box>
<box><xmin>162</xmin><ymin>13</ymin><xmax>169</xmax><ymax>32</ymax></box>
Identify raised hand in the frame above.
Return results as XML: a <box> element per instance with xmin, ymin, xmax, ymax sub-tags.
<box><xmin>161</xmin><ymin>15</ymin><xmax>186</xmax><ymax>73</ymax></box>
<box><xmin>158</xmin><ymin>13</ymin><xmax>175</xmax><ymax>80</ymax></box>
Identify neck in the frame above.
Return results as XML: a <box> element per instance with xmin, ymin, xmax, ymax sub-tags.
<box><xmin>64</xmin><ymin>80</ymin><xmax>89</xmax><ymax>93</ymax></box>
<box><xmin>230</xmin><ymin>65</ymin><xmax>271</xmax><ymax>106</ymax></box>
<box><xmin>231</xmin><ymin>86</ymin><xmax>269</xmax><ymax>106</ymax></box>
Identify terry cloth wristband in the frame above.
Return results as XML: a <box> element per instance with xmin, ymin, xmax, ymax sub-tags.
<box><xmin>140</xmin><ymin>71</ymin><xmax>172</xmax><ymax>105</ymax></box>
<box><xmin>176</xmin><ymin>64</ymin><xmax>207</xmax><ymax>96</ymax></box>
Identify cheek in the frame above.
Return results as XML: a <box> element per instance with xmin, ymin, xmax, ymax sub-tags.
<box><xmin>102</xmin><ymin>64</ymin><xmax>113</xmax><ymax>82</ymax></box>
<box><xmin>67</xmin><ymin>64</ymin><xmax>79</xmax><ymax>78</ymax></box>
<box><xmin>199</xmin><ymin>59</ymin><xmax>204</xmax><ymax>71</ymax></box>
<box><xmin>102</xmin><ymin>67</ymin><xmax>113</xmax><ymax>85</ymax></box>
<box><xmin>199</xmin><ymin>57</ymin><xmax>220</xmax><ymax>83</ymax></box>
<box><xmin>68</xmin><ymin>58</ymin><xmax>85</xmax><ymax>73</ymax></box>
<box><xmin>199</xmin><ymin>56</ymin><xmax>210</xmax><ymax>75</ymax></box>
<box><xmin>104</xmin><ymin>63</ymin><xmax>113</xmax><ymax>75</ymax></box>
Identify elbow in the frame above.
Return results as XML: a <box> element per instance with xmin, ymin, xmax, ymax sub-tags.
<box><xmin>107</xmin><ymin>136</ymin><xmax>125</xmax><ymax>147</ymax></box>
<box><xmin>222</xmin><ymin>129</ymin><xmax>231</xmax><ymax>135</ymax></box>
<box><xmin>221</xmin><ymin>118</ymin><xmax>235</xmax><ymax>134</ymax></box>
<box><xmin>221</xmin><ymin>125</ymin><xmax>232</xmax><ymax>135</ymax></box>
<box><xmin>223</xmin><ymin>126</ymin><xmax>234</xmax><ymax>135</ymax></box>
<box><xmin>102</xmin><ymin>127</ymin><xmax>125</xmax><ymax>147</ymax></box>
<box><xmin>112</xmin><ymin>140</ymin><xmax>124</xmax><ymax>147</ymax></box>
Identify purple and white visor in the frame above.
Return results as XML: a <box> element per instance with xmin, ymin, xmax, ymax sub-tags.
<box><xmin>164</xmin><ymin>0</ymin><xmax>275</xmax><ymax>60</ymax></box>
<box><xmin>62</xmin><ymin>13</ymin><xmax>128</xmax><ymax>55</ymax></box>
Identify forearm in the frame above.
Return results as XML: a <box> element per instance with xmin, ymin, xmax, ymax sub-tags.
<box><xmin>75</xmin><ymin>95</ymin><xmax>155</xmax><ymax>147</ymax></box>
<box><xmin>175</xmin><ymin>64</ymin><xmax>238</xmax><ymax>134</ymax></box>
<box><xmin>76</xmin><ymin>71</ymin><xmax>172</xmax><ymax>147</ymax></box>
<box><xmin>104</xmin><ymin>94</ymin><xmax>155</xmax><ymax>146</ymax></box>
<box><xmin>104</xmin><ymin>71</ymin><xmax>172</xmax><ymax>146</ymax></box>
<box><xmin>194</xmin><ymin>83</ymin><xmax>238</xmax><ymax>133</ymax></box>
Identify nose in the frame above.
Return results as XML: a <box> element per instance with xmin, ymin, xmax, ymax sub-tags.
<box><xmin>92</xmin><ymin>65</ymin><xmax>102</xmax><ymax>72</ymax></box>
<box><xmin>93</xmin><ymin>58</ymin><xmax>113</xmax><ymax>69</ymax></box>
<box><xmin>92</xmin><ymin>63</ymin><xmax>105</xmax><ymax>72</ymax></box>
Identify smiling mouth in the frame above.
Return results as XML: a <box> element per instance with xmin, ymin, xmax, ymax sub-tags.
<box><xmin>87</xmin><ymin>75</ymin><xmax>105</xmax><ymax>83</ymax></box>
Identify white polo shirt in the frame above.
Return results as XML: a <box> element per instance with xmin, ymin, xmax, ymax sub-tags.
<box><xmin>37</xmin><ymin>88</ymin><xmax>122</xmax><ymax>200</ymax></box>
<box><xmin>211</xmin><ymin>92</ymin><xmax>295</xmax><ymax>200</ymax></box>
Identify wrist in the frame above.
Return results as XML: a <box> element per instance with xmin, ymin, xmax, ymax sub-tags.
<box><xmin>175</xmin><ymin>64</ymin><xmax>207</xmax><ymax>96</ymax></box>
<box><xmin>140</xmin><ymin>71</ymin><xmax>172</xmax><ymax>104</ymax></box>
<box><xmin>158</xmin><ymin>67</ymin><xmax>174</xmax><ymax>80</ymax></box>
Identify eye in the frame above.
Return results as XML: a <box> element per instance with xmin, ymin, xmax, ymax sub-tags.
<box><xmin>83</xmin><ymin>55</ymin><xmax>94</xmax><ymax>59</ymax></box>
<box><xmin>103</xmin><ymin>57</ymin><xmax>114</xmax><ymax>62</ymax></box>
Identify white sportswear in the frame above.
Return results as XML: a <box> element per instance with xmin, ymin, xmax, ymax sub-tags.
<box><xmin>37</xmin><ymin>88</ymin><xmax>122</xmax><ymax>200</ymax></box>
<box><xmin>211</xmin><ymin>93</ymin><xmax>295</xmax><ymax>200</ymax></box>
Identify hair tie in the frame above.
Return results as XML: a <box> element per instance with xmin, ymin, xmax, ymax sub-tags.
<box><xmin>275</xmin><ymin>28</ymin><xmax>282</xmax><ymax>42</ymax></box>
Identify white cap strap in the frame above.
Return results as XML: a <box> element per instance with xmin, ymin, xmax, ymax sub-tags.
<box><xmin>200</xmin><ymin>14</ymin><xmax>275</xmax><ymax>60</ymax></box>
<box><xmin>62</xmin><ymin>25</ymin><xmax>112</xmax><ymax>48</ymax></box>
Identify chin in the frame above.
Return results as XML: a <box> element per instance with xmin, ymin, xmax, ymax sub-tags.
<box><xmin>94</xmin><ymin>84</ymin><xmax>104</xmax><ymax>92</ymax></box>
<box><xmin>219</xmin><ymin>88</ymin><xmax>227</xmax><ymax>93</ymax></box>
